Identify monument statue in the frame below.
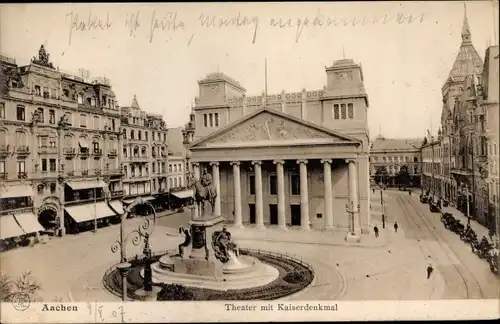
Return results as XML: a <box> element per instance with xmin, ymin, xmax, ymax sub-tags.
<box><xmin>193</xmin><ymin>167</ymin><xmax>217</xmax><ymax>217</ymax></box>
<box><xmin>212</xmin><ymin>227</ymin><xmax>239</xmax><ymax>264</ymax></box>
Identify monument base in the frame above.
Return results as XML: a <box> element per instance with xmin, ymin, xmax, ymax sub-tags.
<box><xmin>345</xmin><ymin>231</ymin><xmax>361</xmax><ymax>242</ymax></box>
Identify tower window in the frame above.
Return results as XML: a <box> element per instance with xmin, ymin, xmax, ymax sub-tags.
<box><xmin>341</xmin><ymin>104</ymin><xmax>347</xmax><ymax>119</ymax></box>
<box><xmin>333</xmin><ymin>104</ymin><xmax>340</xmax><ymax>120</ymax></box>
<box><xmin>204</xmin><ymin>114</ymin><xmax>208</xmax><ymax>127</ymax></box>
<box><xmin>347</xmin><ymin>103</ymin><xmax>354</xmax><ymax>119</ymax></box>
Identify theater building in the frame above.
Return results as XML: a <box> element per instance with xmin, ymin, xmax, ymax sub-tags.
<box><xmin>186</xmin><ymin>58</ymin><xmax>372</xmax><ymax>235</ymax></box>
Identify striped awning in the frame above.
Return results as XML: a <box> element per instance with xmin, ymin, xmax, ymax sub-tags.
<box><xmin>65</xmin><ymin>201</ymin><xmax>120</xmax><ymax>223</ymax></box>
<box><xmin>66</xmin><ymin>180</ymin><xmax>106</xmax><ymax>190</ymax></box>
<box><xmin>14</xmin><ymin>212</ymin><xmax>44</xmax><ymax>234</ymax></box>
<box><xmin>0</xmin><ymin>215</ymin><xmax>25</xmax><ymax>240</ymax></box>
<box><xmin>0</xmin><ymin>184</ymin><xmax>35</xmax><ymax>199</ymax></box>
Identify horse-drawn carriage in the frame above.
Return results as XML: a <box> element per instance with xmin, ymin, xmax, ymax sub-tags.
<box><xmin>429</xmin><ymin>202</ymin><xmax>440</xmax><ymax>213</ymax></box>
<box><xmin>419</xmin><ymin>194</ymin><xmax>428</xmax><ymax>203</ymax></box>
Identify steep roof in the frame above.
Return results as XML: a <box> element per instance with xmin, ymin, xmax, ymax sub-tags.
<box><xmin>371</xmin><ymin>138</ymin><xmax>423</xmax><ymax>152</ymax></box>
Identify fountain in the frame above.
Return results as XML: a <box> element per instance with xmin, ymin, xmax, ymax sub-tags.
<box><xmin>146</xmin><ymin>168</ymin><xmax>279</xmax><ymax>290</ymax></box>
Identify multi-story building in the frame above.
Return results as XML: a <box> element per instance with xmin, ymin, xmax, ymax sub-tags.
<box><xmin>167</xmin><ymin>155</ymin><xmax>185</xmax><ymax>191</ymax></box>
<box><xmin>120</xmin><ymin>95</ymin><xmax>169</xmax><ymax>203</ymax></box>
<box><xmin>369</xmin><ymin>135</ymin><xmax>422</xmax><ymax>187</ymax></box>
<box><xmin>421</xmin><ymin>132</ymin><xmax>443</xmax><ymax>201</ymax></box>
<box><xmin>481</xmin><ymin>46</ymin><xmax>499</xmax><ymax>230</ymax></box>
<box><xmin>0</xmin><ymin>45</ymin><xmax>125</xmax><ymax>239</ymax></box>
<box><xmin>185</xmin><ymin>58</ymin><xmax>372</xmax><ymax>238</ymax></box>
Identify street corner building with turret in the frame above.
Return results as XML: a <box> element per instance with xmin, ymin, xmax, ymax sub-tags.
<box><xmin>420</xmin><ymin>4</ymin><xmax>499</xmax><ymax>231</ymax></box>
<box><xmin>181</xmin><ymin>58</ymin><xmax>372</xmax><ymax>239</ymax></box>
<box><xmin>0</xmin><ymin>45</ymin><xmax>169</xmax><ymax>247</ymax></box>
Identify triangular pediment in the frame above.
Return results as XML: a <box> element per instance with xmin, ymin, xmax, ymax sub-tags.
<box><xmin>189</xmin><ymin>108</ymin><xmax>361</xmax><ymax>149</ymax></box>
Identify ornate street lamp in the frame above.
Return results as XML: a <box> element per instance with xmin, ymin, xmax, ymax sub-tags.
<box><xmin>110</xmin><ymin>197</ymin><xmax>157</xmax><ymax>301</ymax></box>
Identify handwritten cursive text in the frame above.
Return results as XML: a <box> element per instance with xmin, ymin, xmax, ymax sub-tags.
<box><xmin>149</xmin><ymin>10</ymin><xmax>184</xmax><ymax>43</ymax></box>
<box><xmin>199</xmin><ymin>12</ymin><xmax>259</xmax><ymax>44</ymax></box>
<box><xmin>66</xmin><ymin>11</ymin><xmax>112</xmax><ymax>45</ymax></box>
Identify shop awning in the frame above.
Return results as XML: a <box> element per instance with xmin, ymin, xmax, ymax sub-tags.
<box><xmin>65</xmin><ymin>201</ymin><xmax>120</xmax><ymax>223</ymax></box>
<box><xmin>0</xmin><ymin>215</ymin><xmax>25</xmax><ymax>240</ymax></box>
<box><xmin>109</xmin><ymin>200</ymin><xmax>124</xmax><ymax>215</ymax></box>
<box><xmin>14</xmin><ymin>212</ymin><xmax>44</xmax><ymax>234</ymax></box>
<box><xmin>78</xmin><ymin>141</ymin><xmax>88</xmax><ymax>148</ymax></box>
<box><xmin>171</xmin><ymin>189</ymin><xmax>194</xmax><ymax>199</ymax></box>
<box><xmin>66</xmin><ymin>180</ymin><xmax>106</xmax><ymax>190</ymax></box>
<box><xmin>0</xmin><ymin>184</ymin><xmax>35</xmax><ymax>199</ymax></box>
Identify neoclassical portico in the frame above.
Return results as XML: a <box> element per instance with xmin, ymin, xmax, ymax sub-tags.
<box><xmin>188</xmin><ymin>108</ymin><xmax>371</xmax><ymax>234</ymax></box>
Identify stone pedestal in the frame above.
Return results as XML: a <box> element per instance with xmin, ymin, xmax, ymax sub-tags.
<box><xmin>345</xmin><ymin>231</ymin><xmax>361</xmax><ymax>243</ymax></box>
<box><xmin>189</xmin><ymin>215</ymin><xmax>224</xmax><ymax>260</ymax></box>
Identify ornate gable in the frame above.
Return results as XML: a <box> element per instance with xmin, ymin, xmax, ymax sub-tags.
<box><xmin>190</xmin><ymin>108</ymin><xmax>361</xmax><ymax>149</ymax></box>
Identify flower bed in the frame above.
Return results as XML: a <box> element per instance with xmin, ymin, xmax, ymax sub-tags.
<box><xmin>103</xmin><ymin>249</ymin><xmax>314</xmax><ymax>300</ymax></box>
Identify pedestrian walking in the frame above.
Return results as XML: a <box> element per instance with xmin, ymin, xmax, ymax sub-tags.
<box><xmin>394</xmin><ymin>222</ymin><xmax>398</xmax><ymax>233</ymax></box>
<box><xmin>374</xmin><ymin>226</ymin><xmax>379</xmax><ymax>238</ymax></box>
<box><xmin>408</xmin><ymin>190</ymin><xmax>412</xmax><ymax>196</ymax></box>
<box><xmin>426</xmin><ymin>264</ymin><xmax>434</xmax><ymax>279</ymax></box>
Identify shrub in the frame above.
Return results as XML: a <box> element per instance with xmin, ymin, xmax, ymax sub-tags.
<box><xmin>0</xmin><ymin>271</ymin><xmax>42</xmax><ymax>302</ymax></box>
<box><xmin>157</xmin><ymin>284</ymin><xmax>195</xmax><ymax>301</ymax></box>
<box><xmin>283</xmin><ymin>271</ymin><xmax>306</xmax><ymax>284</ymax></box>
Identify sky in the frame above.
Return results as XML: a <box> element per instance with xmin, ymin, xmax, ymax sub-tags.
<box><xmin>1</xmin><ymin>2</ymin><xmax>498</xmax><ymax>139</ymax></box>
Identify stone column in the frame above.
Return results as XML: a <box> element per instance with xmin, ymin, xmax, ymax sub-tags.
<box><xmin>210</xmin><ymin>162</ymin><xmax>221</xmax><ymax>216</ymax></box>
<box><xmin>230</xmin><ymin>161</ymin><xmax>243</xmax><ymax>228</ymax></box>
<box><xmin>273</xmin><ymin>159</ymin><xmax>287</xmax><ymax>229</ymax></box>
<box><xmin>192</xmin><ymin>162</ymin><xmax>200</xmax><ymax>219</ymax></box>
<box><xmin>297</xmin><ymin>159</ymin><xmax>310</xmax><ymax>230</ymax></box>
<box><xmin>321</xmin><ymin>159</ymin><xmax>334</xmax><ymax>230</ymax></box>
<box><xmin>346</xmin><ymin>159</ymin><xmax>361</xmax><ymax>238</ymax></box>
<box><xmin>252</xmin><ymin>160</ymin><xmax>265</xmax><ymax>229</ymax></box>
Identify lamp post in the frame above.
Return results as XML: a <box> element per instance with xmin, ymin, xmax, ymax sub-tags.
<box><xmin>110</xmin><ymin>197</ymin><xmax>157</xmax><ymax>301</ymax></box>
<box><xmin>466</xmin><ymin>184</ymin><xmax>471</xmax><ymax>226</ymax></box>
<box><xmin>380</xmin><ymin>189</ymin><xmax>385</xmax><ymax>229</ymax></box>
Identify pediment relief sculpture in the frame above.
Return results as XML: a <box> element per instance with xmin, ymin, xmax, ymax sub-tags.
<box><xmin>207</xmin><ymin>114</ymin><xmax>333</xmax><ymax>144</ymax></box>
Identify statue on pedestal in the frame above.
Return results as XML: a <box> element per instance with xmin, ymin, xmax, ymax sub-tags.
<box><xmin>212</xmin><ymin>227</ymin><xmax>238</xmax><ymax>263</ymax></box>
<box><xmin>193</xmin><ymin>167</ymin><xmax>217</xmax><ymax>217</ymax></box>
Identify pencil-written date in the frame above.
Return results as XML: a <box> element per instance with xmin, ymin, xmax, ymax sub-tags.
<box><xmin>65</xmin><ymin>9</ymin><xmax>426</xmax><ymax>46</ymax></box>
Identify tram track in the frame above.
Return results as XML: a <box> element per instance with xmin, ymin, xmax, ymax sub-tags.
<box><xmin>397</xmin><ymin>195</ymin><xmax>484</xmax><ymax>299</ymax></box>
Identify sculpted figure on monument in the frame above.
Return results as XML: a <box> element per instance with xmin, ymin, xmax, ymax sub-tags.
<box><xmin>193</xmin><ymin>166</ymin><xmax>217</xmax><ymax>216</ymax></box>
<box><xmin>211</xmin><ymin>227</ymin><xmax>238</xmax><ymax>263</ymax></box>
<box><xmin>178</xmin><ymin>227</ymin><xmax>191</xmax><ymax>258</ymax></box>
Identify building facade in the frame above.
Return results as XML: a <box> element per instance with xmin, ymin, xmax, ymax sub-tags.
<box><xmin>185</xmin><ymin>58</ymin><xmax>372</xmax><ymax>237</ymax></box>
<box><xmin>421</xmin><ymin>133</ymin><xmax>443</xmax><ymax>201</ymax></box>
<box><xmin>0</xmin><ymin>46</ymin><xmax>125</xmax><ymax>239</ymax></box>
<box><xmin>369</xmin><ymin>136</ymin><xmax>422</xmax><ymax>187</ymax></box>
<box><xmin>120</xmin><ymin>96</ymin><xmax>169</xmax><ymax>203</ymax></box>
<box><xmin>167</xmin><ymin>155</ymin><xmax>185</xmax><ymax>191</ymax></box>
<box><xmin>0</xmin><ymin>45</ymin><xmax>170</xmax><ymax>241</ymax></box>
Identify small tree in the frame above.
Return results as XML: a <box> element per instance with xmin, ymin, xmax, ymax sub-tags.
<box><xmin>157</xmin><ymin>284</ymin><xmax>195</xmax><ymax>301</ymax></box>
<box><xmin>0</xmin><ymin>271</ymin><xmax>42</xmax><ymax>302</ymax></box>
<box><xmin>396</xmin><ymin>165</ymin><xmax>411</xmax><ymax>188</ymax></box>
<box><xmin>374</xmin><ymin>166</ymin><xmax>389</xmax><ymax>186</ymax></box>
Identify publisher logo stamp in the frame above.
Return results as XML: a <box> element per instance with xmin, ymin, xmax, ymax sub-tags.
<box><xmin>12</xmin><ymin>292</ymin><xmax>30</xmax><ymax>311</ymax></box>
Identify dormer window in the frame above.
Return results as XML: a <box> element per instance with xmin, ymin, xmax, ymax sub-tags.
<box><xmin>77</xmin><ymin>93</ymin><xmax>84</xmax><ymax>104</ymax></box>
<box><xmin>34</xmin><ymin>85</ymin><xmax>41</xmax><ymax>96</ymax></box>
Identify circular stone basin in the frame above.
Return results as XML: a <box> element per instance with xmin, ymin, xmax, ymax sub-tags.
<box><xmin>103</xmin><ymin>249</ymin><xmax>315</xmax><ymax>300</ymax></box>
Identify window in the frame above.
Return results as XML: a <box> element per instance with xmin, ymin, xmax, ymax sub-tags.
<box><xmin>333</xmin><ymin>104</ymin><xmax>340</xmax><ymax>119</ymax></box>
<box><xmin>92</xmin><ymin>116</ymin><xmax>99</xmax><ymax>129</ymax></box>
<box><xmin>123</xmin><ymin>147</ymin><xmax>127</xmax><ymax>157</ymax></box>
<box><xmin>17</xmin><ymin>161</ymin><xmax>25</xmax><ymax>173</ymax></box>
<box><xmin>0</xmin><ymin>102</ymin><xmax>5</xmax><ymax>119</ymax></box>
<box><xmin>152</xmin><ymin>132</ymin><xmax>155</xmax><ymax>141</ymax></box>
<box><xmin>204</xmin><ymin>114</ymin><xmax>208</xmax><ymax>127</ymax></box>
<box><xmin>51</xmin><ymin>88</ymin><xmax>57</xmax><ymax>98</ymax></box>
<box><xmin>49</xmin><ymin>110</ymin><xmax>55</xmax><ymax>124</ymax></box>
<box><xmin>112</xmin><ymin>119</ymin><xmax>115</xmax><ymax>131</ymax></box>
<box><xmin>34</xmin><ymin>85</ymin><xmax>41</xmax><ymax>96</ymax></box>
<box><xmin>215</xmin><ymin>113</ymin><xmax>219</xmax><ymax>127</ymax></box>
<box><xmin>0</xmin><ymin>161</ymin><xmax>5</xmax><ymax>174</ymax></box>
<box><xmin>341</xmin><ymin>104</ymin><xmax>347</xmax><ymax>119</ymax></box>
<box><xmin>50</xmin><ymin>183</ymin><xmax>56</xmax><ymax>194</ymax></box>
<box><xmin>209</xmin><ymin>113</ymin><xmax>214</xmax><ymax>127</ymax></box>
<box><xmin>145</xmin><ymin>132</ymin><xmax>148</xmax><ymax>141</ymax></box>
<box><xmin>169</xmin><ymin>164</ymin><xmax>172</xmax><ymax>172</ymax></box>
<box><xmin>164</xmin><ymin>133</ymin><xmax>166</xmax><ymax>141</ymax></box>
<box><xmin>77</xmin><ymin>93</ymin><xmax>84</xmax><ymax>104</ymax></box>
<box><xmin>41</xmin><ymin>159</ymin><xmax>47</xmax><ymax>171</ymax></box>
<box><xmin>16</xmin><ymin>105</ymin><xmax>25</xmax><ymax>121</ymax></box>
<box><xmin>37</xmin><ymin>108</ymin><xmax>44</xmax><ymax>123</ymax></box>
<box><xmin>291</xmin><ymin>174</ymin><xmax>300</xmax><ymax>195</ymax></box>
<box><xmin>90</xmin><ymin>97</ymin><xmax>96</xmax><ymax>106</ymax></box>
<box><xmin>131</xmin><ymin>130</ymin><xmax>134</xmax><ymax>139</ymax></box>
<box><xmin>80</xmin><ymin>114</ymin><xmax>86</xmax><ymax>127</ymax></box>
<box><xmin>138</xmin><ymin>131</ymin><xmax>142</xmax><ymax>140</ymax></box>
<box><xmin>93</xmin><ymin>142</ymin><xmax>99</xmax><ymax>152</ymax></box>
<box><xmin>174</xmin><ymin>164</ymin><xmax>177</xmax><ymax>172</ymax></box>
<box><xmin>269</xmin><ymin>175</ymin><xmax>277</xmax><ymax>195</ymax></box>
<box><xmin>49</xmin><ymin>159</ymin><xmax>56</xmax><ymax>172</ymax></box>
<box><xmin>249</xmin><ymin>175</ymin><xmax>255</xmax><ymax>195</ymax></box>
<box><xmin>347</xmin><ymin>103</ymin><xmax>354</xmax><ymax>119</ymax></box>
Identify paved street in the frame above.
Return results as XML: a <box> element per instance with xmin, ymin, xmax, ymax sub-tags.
<box><xmin>0</xmin><ymin>191</ymin><xmax>498</xmax><ymax>302</ymax></box>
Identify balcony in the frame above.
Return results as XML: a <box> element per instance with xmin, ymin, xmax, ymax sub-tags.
<box><xmin>0</xmin><ymin>144</ymin><xmax>10</xmax><ymax>157</ymax></box>
<box><xmin>16</xmin><ymin>145</ymin><xmax>30</xmax><ymax>156</ymax></box>
<box><xmin>105</xmin><ymin>168</ymin><xmax>124</xmax><ymax>176</ymax></box>
<box><xmin>108</xmin><ymin>149</ymin><xmax>118</xmax><ymax>159</ymax></box>
<box><xmin>39</xmin><ymin>146</ymin><xmax>58</xmax><ymax>154</ymax></box>
<box><xmin>130</xmin><ymin>155</ymin><xmax>149</xmax><ymax>163</ymax></box>
<box><xmin>17</xmin><ymin>172</ymin><xmax>28</xmax><ymax>179</ymax></box>
<box><xmin>79</xmin><ymin>148</ymin><xmax>89</xmax><ymax>158</ymax></box>
<box><xmin>93</xmin><ymin>148</ymin><xmax>103</xmax><ymax>158</ymax></box>
<box><xmin>63</xmin><ymin>147</ymin><xmax>76</xmax><ymax>158</ymax></box>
